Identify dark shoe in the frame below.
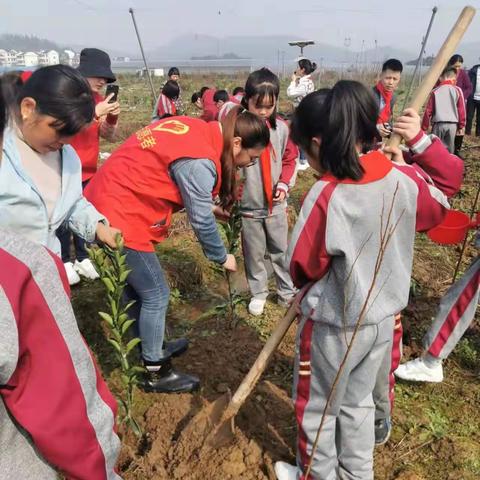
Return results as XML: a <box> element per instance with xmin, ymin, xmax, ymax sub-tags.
<box><xmin>164</xmin><ymin>338</ymin><xmax>189</xmax><ymax>358</ymax></box>
<box><xmin>375</xmin><ymin>418</ymin><xmax>392</xmax><ymax>446</ymax></box>
<box><xmin>141</xmin><ymin>358</ymin><xmax>200</xmax><ymax>394</ymax></box>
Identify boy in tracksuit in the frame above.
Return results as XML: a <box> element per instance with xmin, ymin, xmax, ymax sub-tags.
<box><xmin>396</xmin><ymin>231</ymin><xmax>479</xmax><ymax>383</ymax></box>
<box><xmin>422</xmin><ymin>67</ymin><xmax>466</xmax><ymax>153</ymax></box>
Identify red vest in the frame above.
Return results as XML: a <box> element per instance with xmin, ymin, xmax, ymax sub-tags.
<box><xmin>69</xmin><ymin>93</ymin><xmax>103</xmax><ymax>183</ymax></box>
<box><xmin>84</xmin><ymin>117</ymin><xmax>223</xmax><ymax>251</ymax></box>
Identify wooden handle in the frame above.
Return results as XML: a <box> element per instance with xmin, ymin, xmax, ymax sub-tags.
<box><xmin>388</xmin><ymin>6</ymin><xmax>476</xmax><ymax>148</ymax></box>
<box><xmin>226</xmin><ymin>301</ymin><xmax>298</xmax><ymax>416</ymax></box>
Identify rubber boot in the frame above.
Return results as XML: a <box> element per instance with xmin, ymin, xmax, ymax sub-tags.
<box><xmin>454</xmin><ymin>135</ymin><xmax>464</xmax><ymax>158</ymax></box>
<box><xmin>142</xmin><ymin>356</ymin><xmax>200</xmax><ymax>394</ymax></box>
<box><xmin>163</xmin><ymin>338</ymin><xmax>189</xmax><ymax>358</ymax></box>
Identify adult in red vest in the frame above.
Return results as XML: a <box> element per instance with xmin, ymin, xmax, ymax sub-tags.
<box><xmin>59</xmin><ymin>48</ymin><xmax>121</xmax><ymax>285</ymax></box>
<box><xmin>85</xmin><ymin>107</ymin><xmax>269</xmax><ymax>393</ymax></box>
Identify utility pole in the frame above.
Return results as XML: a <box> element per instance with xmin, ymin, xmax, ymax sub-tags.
<box><xmin>129</xmin><ymin>7</ymin><xmax>157</xmax><ymax>104</ymax></box>
<box><xmin>402</xmin><ymin>6</ymin><xmax>438</xmax><ymax>109</ymax></box>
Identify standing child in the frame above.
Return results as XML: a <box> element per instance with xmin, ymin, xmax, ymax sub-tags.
<box><xmin>274</xmin><ymin>82</ymin><xmax>462</xmax><ymax>480</ymax></box>
<box><xmin>422</xmin><ymin>67</ymin><xmax>466</xmax><ymax>153</ymax></box>
<box><xmin>240</xmin><ymin>68</ymin><xmax>298</xmax><ymax>315</ymax></box>
<box><xmin>167</xmin><ymin>67</ymin><xmax>184</xmax><ymax>113</ymax></box>
<box><xmin>152</xmin><ymin>80</ymin><xmax>179</xmax><ymax>121</ymax></box>
<box><xmin>373</xmin><ymin>58</ymin><xmax>403</xmax><ymax>139</ymax></box>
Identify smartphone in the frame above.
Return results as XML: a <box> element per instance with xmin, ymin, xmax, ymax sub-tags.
<box><xmin>105</xmin><ymin>84</ymin><xmax>119</xmax><ymax>103</ymax></box>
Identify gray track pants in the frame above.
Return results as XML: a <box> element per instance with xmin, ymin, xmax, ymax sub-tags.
<box><xmin>293</xmin><ymin>316</ymin><xmax>394</xmax><ymax>480</ymax></box>
<box><xmin>432</xmin><ymin>123</ymin><xmax>457</xmax><ymax>154</ymax></box>
<box><xmin>424</xmin><ymin>256</ymin><xmax>479</xmax><ymax>359</ymax></box>
<box><xmin>241</xmin><ymin>212</ymin><xmax>296</xmax><ymax>302</ymax></box>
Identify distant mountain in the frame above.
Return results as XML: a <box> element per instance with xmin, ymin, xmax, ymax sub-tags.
<box><xmin>0</xmin><ymin>34</ymin><xmax>62</xmax><ymax>52</ymax></box>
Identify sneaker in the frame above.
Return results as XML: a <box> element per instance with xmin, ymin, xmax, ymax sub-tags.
<box><xmin>277</xmin><ymin>296</ymin><xmax>294</xmax><ymax>308</ymax></box>
<box><xmin>375</xmin><ymin>418</ymin><xmax>392</xmax><ymax>446</ymax></box>
<box><xmin>64</xmin><ymin>261</ymin><xmax>81</xmax><ymax>286</ymax></box>
<box><xmin>297</xmin><ymin>162</ymin><xmax>309</xmax><ymax>171</ymax></box>
<box><xmin>248</xmin><ymin>298</ymin><xmax>266</xmax><ymax>316</ymax></box>
<box><xmin>394</xmin><ymin>357</ymin><xmax>443</xmax><ymax>383</ymax></box>
<box><xmin>74</xmin><ymin>258</ymin><xmax>100</xmax><ymax>280</ymax></box>
<box><xmin>274</xmin><ymin>461</ymin><xmax>298</xmax><ymax>480</ymax></box>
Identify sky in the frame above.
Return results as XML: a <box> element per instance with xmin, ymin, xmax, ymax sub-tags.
<box><xmin>2</xmin><ymin>0</ymin><xmax>480</xmax><ymax>55</ymax></box>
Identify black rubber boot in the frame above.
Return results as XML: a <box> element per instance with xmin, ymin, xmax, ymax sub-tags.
<box><xmin>454</xmin><ymin>135</ymin><xmax>464</xmax><ymax>158</ymax></box>
<box><xmin>141</xmin><ymin>357</ymin><xmax>200</xmax><ymax>394</ymax></box>
<box><xmin>163</xmin><ymin>338</ymin><xmax>189</xmax><ymax>358</ymax></box>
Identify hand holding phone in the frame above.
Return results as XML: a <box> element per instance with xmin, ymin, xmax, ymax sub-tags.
<box><xmin>105</xmin><ymin>84</ymin><xmax>119</xmax><ymax>103</ymax></box>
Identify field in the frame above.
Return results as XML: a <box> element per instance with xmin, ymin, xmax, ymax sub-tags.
<box><xmin>72</xmin><ymin>71</ymin><xmax>480</xmax><ymax>479</ymax></box>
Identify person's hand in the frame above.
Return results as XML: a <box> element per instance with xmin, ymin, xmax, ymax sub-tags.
<box><xmin>273</xmin><ymin>188</ymin><xmax>287</xmax><ymax>203</ymax></box>
<box><xmin>95</xmin><ymin>94</ymin><xmax>121</xmax><ymax>118</ymax></box>
<box><xmin>212</xmin><ymin>205</ymin><xmax>231</xmax><ymax>221</ymax></box>
<box><xmin>96</xmin><ymin>222</ymin><xmax>122</xmax><ymax>248</ymax></box>
<box><xmin>392</xmin><ymin>108</ymin><xmax>421</xmax><ymax>143</ymax></box>
<box><xmin>457</xmin><ymin>127</ymin><xmax>465</xmax><ymax>136</ymax></box>
<box><xmin>222</xmin><ymin>254</ymin><xmax>237</xmax><ymax>272</ymax></box>
<box><xmin>382</xmin><ymin>145</ymin><xmax>407</xmax><ymax>165</ymax></box>
<box><xmin>377</xmin><ymin>124</ymin><xmax>391</xmax><ymax>138</ymax></box>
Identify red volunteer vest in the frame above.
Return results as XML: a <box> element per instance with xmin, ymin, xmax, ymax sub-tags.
<box><xmin>69</xmin><ymin>92</ymin><xmax>103</xmax><ymax>183</ymax></box>
<box><xmin>84</xmin><ymin>117</ymin><xmax>223</xmax><ymax>251</ymax></box>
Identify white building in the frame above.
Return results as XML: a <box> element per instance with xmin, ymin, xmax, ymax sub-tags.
<box><xmin>61</xmin><ymin>49</ymin><xmax>76</xmax><ymax>66</ymax></box>
<box><xmin>37</xmin><ymin>50</ymin><xmax>48</xmax><ymax>65</ymax></box>
<box><xmin>47</xmin><ymin>50</ymin><xmax>59</xmax><ymax>65</ymax></box>
<box><xmin>17</xmin><ymin>52</ymin><xmax>39</xmax><ymax>67</ymax></box>
<box><xmin>0</xmin><ymin>49</ymin><xmax>17</xmax><ymax>66</ymax></box>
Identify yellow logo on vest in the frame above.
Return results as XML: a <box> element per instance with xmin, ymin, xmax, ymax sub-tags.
<box><xmin>153</xmin><ymin>120</ymin><xmax>190</xmax><ymax>135</ymax></box>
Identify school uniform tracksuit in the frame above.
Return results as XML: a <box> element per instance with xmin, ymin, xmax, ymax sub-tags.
<box><xmin>373</xmin><ymin>134</ymin><xmax>464</xmax><ymax>426</ymax></box>
<box><xmin>423</xmin><ymin>233</ymin><xmax>479</xmax><ymax>361</ymax></box>
<box><xmin>422</xmin><ymin>81</ymin><xmax>466</xmax><ymax>153</ymax></box>
<box><xmin>286</xmin><ymin>134</ymin><xmax>463</xmax><ymax>479</ymax></box>
<box><xmin>240</xmin><ymin>118</ymin><xmax>298</xmax><ymax>303</ymax></box>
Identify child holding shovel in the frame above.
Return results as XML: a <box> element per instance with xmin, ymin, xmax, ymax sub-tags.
<box><xmin>274</xmin><ymin>82</ymin><xmax>463</xmax><ymax>480</ymax></box>
<box><xmin>240</xmin><ymin>68</ymin><xmax>298</xmax><ymax>316</ymax></box>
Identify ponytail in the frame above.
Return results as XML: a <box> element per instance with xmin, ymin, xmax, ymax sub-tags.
<box><xmin>298</xmin><ymin>58</ymin><xmax>317</xmax><ymax>75</ymax></box>
<box><xmin>219</xmin><ymin>106</ymin><xmax>269</xmax><ymax>209</ymax></box>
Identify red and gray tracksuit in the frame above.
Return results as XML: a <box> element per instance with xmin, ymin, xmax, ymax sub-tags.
<box><xmin>422</xmin><ymin>80</ymin><xmax>466</xmax><ymax>153</ymax></box>
<box><xmin>152</xmin><ymin>94</ymin><xmax>177</xmax><ymax>122</ymax></box>
<box><xmin>0</xmin><ymin>229</ymin><xmax>121</xmax><ymax>479</ymax></box>
<box><xmin>373</xmin><ymin>133</ymin><xmax>464</xmax><ymax>423</ymax></box>
<box><xmin>286</xmin><ymin>133</ymin><xmax>462</xmax><ymax>479</ymax></box>
<box><xmin>240</xmin><ymin>117</ymin><xmax>298</xmax><ymax>303</ymax></box>
<box><xmin>423</xmin><ymin>232</ymin><xmax>479</xmax><ymax>359</ymax></box>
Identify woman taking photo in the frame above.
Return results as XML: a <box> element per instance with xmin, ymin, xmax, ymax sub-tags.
<box><xmin>0</xmin><ymin>65</ymin><xmax>119</xmax><ymax>257</ymax></box>
<box><xmin>85</xmin><ymin>107</ymin><xmax>269</xmax><ymax>394</ymax></box>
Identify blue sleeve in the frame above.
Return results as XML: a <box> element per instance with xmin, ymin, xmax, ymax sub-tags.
<box><xmin>170</xmin><ymin>158</ymin><xmax>227</xmax><ymax>264</ymax></box>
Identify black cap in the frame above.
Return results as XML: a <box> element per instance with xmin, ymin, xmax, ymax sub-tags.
<box><xmin>77</xmin><ymin>48</ymin><xmax>116</xmax><ymax>83</ymax></box>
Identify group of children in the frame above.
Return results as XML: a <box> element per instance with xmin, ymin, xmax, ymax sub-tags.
<box><xmin>0</xmin><ymin>46</ymin><xmax>478</xmax><ymax>480</ymax></box>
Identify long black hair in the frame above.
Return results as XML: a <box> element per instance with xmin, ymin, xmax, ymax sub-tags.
<box><xmin>291</xmin><ymin>81</ymin><xmax>381</xmax><ymax>181</ymax></box>
<box><xmin>298</xmin><ymin>58</ymin><xmax>317</xmax><ymax>75</ymax></box>
<box><xmin>241</xmin><ymin>67</ymin><xmax>279</xmax><ymax>129</ymax></box>
<box><xmin>1</xmin><ymin>65</ymin><xmax>94</xmax><ymax>137</ymax></box>
<box><xmin>162</xmin><ymin>80</ymin><xmax>180</xmax><ymax>100</ymax></box>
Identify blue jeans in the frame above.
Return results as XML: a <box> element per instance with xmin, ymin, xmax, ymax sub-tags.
<box><xmin>123</xmin><ymin>248</ymin><xmax>170</xmax><ymax>362</ymax></box>
<box><xmin>299</xmin><ymin>148</ymin><xmax>308</xmax><ymax>165</ymax></box>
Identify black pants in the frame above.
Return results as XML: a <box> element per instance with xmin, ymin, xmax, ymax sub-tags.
<box><xmin>58</xmin><ymin>179</ymin><xmax>90</xmax><ymax>263</ymax></box>
<box><xmin>466</xmin><ymin>98</ymin><xmax>480</xmax><ymax>136</ymax></box>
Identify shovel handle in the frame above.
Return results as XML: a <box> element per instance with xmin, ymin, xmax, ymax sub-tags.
<box><xmin>225</xmin><ymin>300</ymin><xmax>298</xmax><ymax>418</ymax></box>
<box><xmin>387</xmin><ymin>6</ymin><xmax>476</xmax><ymax>149</ymax></box>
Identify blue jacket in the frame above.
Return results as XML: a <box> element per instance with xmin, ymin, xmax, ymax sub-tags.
<box><xmin>0</xmin><ymin>129</ymin><xmax>105</xmax><ymax>255</ymax></box>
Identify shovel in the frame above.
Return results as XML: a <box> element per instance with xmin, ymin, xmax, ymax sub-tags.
<box><xmin>175</xmin><ymin>300</ymin><xmax>298</xmax><ymax>454</ymax></box>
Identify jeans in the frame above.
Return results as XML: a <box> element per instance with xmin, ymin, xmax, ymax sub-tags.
<box><xmin>58</xmin><ymin>179</ymin><xmax>90</xmax><ymax>262</ymax></box>
<box><xmin>298</xmin><ymin>148</ymin><xmax>308</xmax><ymax>165</ymax></box>
<box><xmin>123</xmin><ymin>247</ymin><xmax>170</xmax><ymax>362</ymax></box>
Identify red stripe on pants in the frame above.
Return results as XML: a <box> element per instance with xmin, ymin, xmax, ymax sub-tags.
<box><xmin>428</xmin><ymin>269</ymin><xmax>480</xmax><ymax>357</ymax></box>
<box><xmin>389</xmin><ymin>314</ymin><xmax>403</xmax><ymax>412</ymax></box>
<box><xmin>295</xmin><ymin>317</ymin><xmax>314</xmax><ymax>478</ymax></box>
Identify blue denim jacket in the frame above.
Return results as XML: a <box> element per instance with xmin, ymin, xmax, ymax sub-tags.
<box><xmin>0</xmin><ymin>128</ymin><xmax>106</xmax><ymax>256</ymax></box>
<box><xmin>170</xmin><ymin>158</ymin><xmax>227</xmax><ymax>264</ymax></box>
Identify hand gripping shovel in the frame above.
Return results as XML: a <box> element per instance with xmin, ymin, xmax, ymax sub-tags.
<box><xmin>174</xmin><ymin>300</ymin><xmax>299</xmax><ymax>456</ymax></box>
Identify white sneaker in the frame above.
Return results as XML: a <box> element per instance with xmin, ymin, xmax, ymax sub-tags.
<box><xmin>248</xmin><ymin>298</ymin><xmax>266</xmax><ymax>316</ymax></box>
<box><xmin>64</xmin><ymin>261</ymin><xmax>81</xmax><ymax>286</ymax></box>
<box><xmin>394</xmin><ymin>357</ymin><xmax>444</xmax><ymax>383</ymax></box>
<box><xmin>74</xmin><ymin>259</ymin><xmax>100</xmax><ymax>280</ymax></box>
<box><xmin>274</xmin><ymin>461</ymin><xmax>298</xmax><ymax>480</ymax></box>
<box><xmin>297</xmin><ymin>162</ymin><xmax>309</xmax><ymax>171</ymax></box>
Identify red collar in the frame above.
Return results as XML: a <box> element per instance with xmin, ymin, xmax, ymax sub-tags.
<box><xmin>320</xmin><ymin>150</ymin><xmax>393</xmax><ymax>184</ymax></box>
<box><xmin>439</xmin><ymin>79</ymin><xmax>456</xmax><ymax>87</ymax></box>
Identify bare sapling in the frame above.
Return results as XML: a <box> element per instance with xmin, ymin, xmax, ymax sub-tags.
<box><xmin>304</xmin><ymin>185</ymin><xmax>405</xmax><ymax>479</ymax></box>
<box><xmin>88</xmin><ymin>235</ymin><xmax>144</xmax><ymax>437</ymax></box>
